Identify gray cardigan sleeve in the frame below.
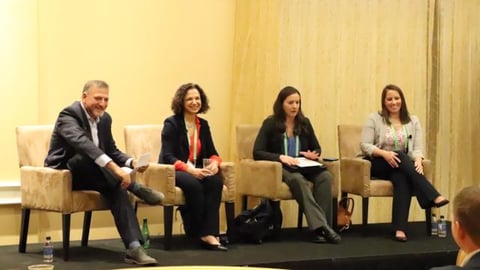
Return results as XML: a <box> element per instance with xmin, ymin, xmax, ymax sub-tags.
<box><xmin>360</xmin><ymin>113</ymin><xmax>381</xmax><ymax>157</ymax></box>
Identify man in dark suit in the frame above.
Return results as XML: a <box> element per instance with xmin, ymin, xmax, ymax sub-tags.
<box><xmin>45</xmin><ymin>80</ymin><xmax>163</xmax><ymax>265</ymax></box>
<box><xmin>431</xmin><ymin>185</ymin><xmax>480</xmax><ymax>269</ymax></box>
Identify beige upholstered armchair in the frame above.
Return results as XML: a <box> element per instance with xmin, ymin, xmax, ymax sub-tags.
<box><xmin>16</xmin><ymin>125</ymin><xmax>109</xmax><ymax>261</ymax></box>
<box><xmin>236</xmin><ymin>124</ymin><xmax>340</xmax><ymax>229</ymax></box>
<box><xmin>337</xmin><ymin>124</ymin><xmax>432</xmax><ymax>234</ymax></box>
<box><xmin>123</xmin><ymin>124</ymin><xmax>235</xmax><ymax>250</ymax></box>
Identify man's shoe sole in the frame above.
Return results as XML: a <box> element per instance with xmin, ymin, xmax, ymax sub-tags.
<box><xmin>124</xmin><ymin>257</ymin><xmax>157</xmax><ymax>265</ymax></box>
<box><xmin>312</xmin><ymin>235</ymin><xmax>327</xmax><ymax>244</ymax></box>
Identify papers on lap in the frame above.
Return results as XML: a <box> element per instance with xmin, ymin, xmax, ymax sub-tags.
<box><xmin>136</xmin><ymin>153</ymin><xmax>150</xmax><ymax>168</ymax></box>
<box><xmin>122</xmin><ymin>153</ymin><xmax>151</xmax><ymax>174</ymax></box>
<box><xmin>295</xmin><ymin>157</ymin><xmax>324</xmax><ymax>167</ymax></box>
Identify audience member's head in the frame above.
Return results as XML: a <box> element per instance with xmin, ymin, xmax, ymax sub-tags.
<box><xmin>451</xmin><ymin>185</ymin><xmax>480</xmax><ymax>253</ymax></box>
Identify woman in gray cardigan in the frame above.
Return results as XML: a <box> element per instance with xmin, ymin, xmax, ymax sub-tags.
<box><xmin>360</xmin><ymin>84</ymin><xmax>448</xmax><ymax>242</ymax></box>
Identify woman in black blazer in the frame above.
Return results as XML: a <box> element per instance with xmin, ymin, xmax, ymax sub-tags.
<box><xmin>253</xmin><ymin>86</ymin><xmax>341</xmax><ymax>244</ymax></box>
<box><xmin>159</xmin><ymin>83</ymin><xmax>227</xmax><ymax>251</ymax></box>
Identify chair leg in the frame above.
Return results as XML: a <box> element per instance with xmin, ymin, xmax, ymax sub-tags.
<box><xmin>163</xmin><ymin>206</ymin><xmax>173</xmax><ymax>250</ymax></box>
<box><xmin>332</xmin><ymin>198</ymin><xmax>338</xmax><ymax>229</ymax></box>
<box><xmin>62</xmin><ymin>214</ymin><xmax>71</xmax><ymax>261</ymax></box>
<box><xmin>425</xmin><ymin>208</ymin><xmax>432</xmax><ymax>235</ymax></box>
<box><xmin>297</xmin><ymin>206</ymin><xmax>304</xmax><ymax>231</ymax></box>
<box><xmin>362</xmin><ymin>197</ymin><xmax>369</xmax><ymax>236</ymax></box>
<box><xmin>225</xmin><ymin>201</ymin><xmax>235</xmax><ymax>239</ymax></box>
<box><xmin>81</xmin><ymin>211</ymin><xmax>92</xmax><ymax>247</ymax></box>
<box><xmin>19</xmin><ymin>208</ymin><xmax>30</xmax><ymax>253</ymax></box>
<box><xmin>225</xmin><ymin>202</ymin><xmax>235</xmax><ymax>230</ymax></box>
<box><xmin>269</xmin><ymin>200</ymin><xmax>283</xmax><ymax>231</ymax></box>
<box><xmin>241</xmin><ymin>195</ymin><xmax>248</xmax><ymax>210</ymax></box>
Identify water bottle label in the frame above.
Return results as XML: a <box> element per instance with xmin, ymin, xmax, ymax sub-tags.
<box><xmin>144</xmin><ymin>239</ymin><xmax>150</xmax><ymax>249</ymax></box>
<box><xmin>438</xmin><ymin>222</ymin><xmax>447</xmax><ymax>237</ymax></box>
<box><xmin>43</xmin><ymin>247</ymin><xmax>54</xmax><ymax>262</ymax></box>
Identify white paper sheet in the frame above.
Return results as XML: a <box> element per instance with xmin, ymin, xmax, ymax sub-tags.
<box><xmin>295</xmin><ymin>157</ymin><xmax>324</xmax><ymax>167</ymax></box>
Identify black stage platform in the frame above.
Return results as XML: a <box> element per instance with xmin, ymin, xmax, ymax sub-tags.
<box><xmin>2</xmin><ymin>222</ymin><xmax>458</xmax><ymax>270</ymax></box>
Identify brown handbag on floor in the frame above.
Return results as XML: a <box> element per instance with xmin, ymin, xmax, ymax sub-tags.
<box><xmin>337</xmin><ymin>197</ymin><xmax>354</xmax><ymax>232</ymax></box>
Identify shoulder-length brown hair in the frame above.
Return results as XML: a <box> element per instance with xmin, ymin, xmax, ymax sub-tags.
<box><xmin>171</xmin><ymin>83</ymin><xmax>210</xmax><ymax>115</ymax></box>
<box><xmin>380</xmin><ymin>84</ymin><xmax>411</xmax><ymax>124</ymax></box>
<box><xmin>271</xmin><ymin>86</ymin><xmax>309</xmax><ymax>136</ymax></box>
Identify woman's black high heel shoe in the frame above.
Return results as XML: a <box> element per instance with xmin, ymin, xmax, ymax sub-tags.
<box><xmin>433</xmin><ymin>199</ymin><xmax>449</xmax><ymax>208</ymax></box>
<box><xmin>200</xmin><ymin>240</ymin><xmax>228</xmax><ymax>251</ymax></box>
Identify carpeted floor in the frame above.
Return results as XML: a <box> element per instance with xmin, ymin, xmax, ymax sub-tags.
<box><xmin>2</xmin><ymin>222</ymin><xmax>458</xmax><ymax>270</ymax></box>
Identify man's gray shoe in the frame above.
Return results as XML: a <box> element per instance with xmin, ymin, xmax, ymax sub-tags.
<box><xmin>125</xmin><ymin>246</ymin><xmax>157</xmax><ymax>265</ymax></box>
<box><xmin>132</xmin><ymin>185</ymin><xmax>164</xmax><ymax>205</ymax></box>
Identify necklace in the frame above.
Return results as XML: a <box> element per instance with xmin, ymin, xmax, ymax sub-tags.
<box><xmin>184</xmin><ymin>115</ymin><xmax>196</xmax><ymax>131</ymax></box>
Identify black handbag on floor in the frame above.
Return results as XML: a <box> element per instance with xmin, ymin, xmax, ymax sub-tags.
<box><xmin>228</xmin><ymin>199</ymin><xmax>282</xmax><ymax>244</ymax></box>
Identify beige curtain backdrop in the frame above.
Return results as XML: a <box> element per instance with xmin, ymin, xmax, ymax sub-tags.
<box><xmin>231</xmin><ymin>0</ymin><xmax>480</xmax><ymax>227</ymax></box>
<box><xmin>428</xmin><ymin>0</ymin><xmax>480</xmax><ymax>209</ymax></box>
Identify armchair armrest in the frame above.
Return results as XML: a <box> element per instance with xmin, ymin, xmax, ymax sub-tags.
<box><xmin>323</xmin><ymin>160</ymin><xmax>340</xmax><ymax>198</ymax></box>
<box><xmin>237</xmin><ymin>159</ymin><xmax>283</xmax><ymax>199</ymax></box>
<box><xmin>422</xmin><ymin>159</ymin><xmax>433</xmax><ymax>184</ymax></box>
<box><xmin>20</xmin><ymin>166</ymin><xmax>73</xmax><ymax>212</ymax></box>
<box><xmin>340</xmin><ymin>157</ymin><xmax>372</xmax><ymax>196</ymax></box>
<box><xmin>138</xmin><ymin>163</ymin><xmax>176</xmax><ymax>205</ymax></box>
<box><xmin>220</xmin><ymin>162</ymin><xmax>235</xmax><ymax>202</ymax></box>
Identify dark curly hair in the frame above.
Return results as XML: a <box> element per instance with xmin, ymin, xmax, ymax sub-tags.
<box><xmin>171</xmin><ymin>83</ymin><xmax>210</xmax><ymax>115</ymax></box>
<box><xmin>271</xmin><ymin>86</ymin><xmax>309</xmax><ymax>136</ymax></box>
<box><xmin>379</xmin><ymin>84</ymin><xmax>411</xmax><ymax>124</ymax></box>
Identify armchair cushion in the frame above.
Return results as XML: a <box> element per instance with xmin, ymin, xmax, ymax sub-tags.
<box><xmin>16</xmin><ymin>125</ymin><xmax>53</xmax><ymax>167</ymax></box>
<box><xmin>237</xmin><ymin>159</ymin><xmax>283</xmax><ymax>198</ymax></box>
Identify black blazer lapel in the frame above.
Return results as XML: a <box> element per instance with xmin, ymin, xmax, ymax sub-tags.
<box><xmin>72</xmin><ymin>101</ymin><xmax>94</xmax><ymax>141</ymax></box>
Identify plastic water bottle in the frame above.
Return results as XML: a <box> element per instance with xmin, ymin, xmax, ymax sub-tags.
<box><xmin>43</xmin><ymin>236</ymin><xmax>54</xmax><ymax>263</ymax></box>
<box><xmin>142</xmin><ymin>218</ymin><xmax>150</xmax><ymax>249</ymax></box>
<box><xmin>438</xmin><ymin>215</ymin><xmax>447</xmax><ymax>238</ymax></box>
<box><xmin>431</xmin><ymin>214</ymin><xmax>438</xmax><ymax>236</ymax></box>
